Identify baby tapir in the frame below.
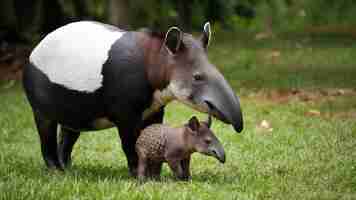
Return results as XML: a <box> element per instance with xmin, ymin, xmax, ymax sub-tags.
<box><xmin>135</xmin><ymin>115</ymin><xmax>225</xmax><ymax>180</ymax></box>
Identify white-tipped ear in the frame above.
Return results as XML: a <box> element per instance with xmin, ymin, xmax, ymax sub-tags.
<box><xmin>164</xmin><ymin>26</ymin><xmax>183</xmax><ymax>54</ymax></box>
<box><xmin>202</xmin><ymin>22</ymin><xmax>211</xmax><ymax>48</ymax></box>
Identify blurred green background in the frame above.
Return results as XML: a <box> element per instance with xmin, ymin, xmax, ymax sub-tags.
<box><xmin>1</xmin><ymin>0</ymin><xmax>356</xmax><ymax>84</ymax></box>
<box><xmin>0</xmin><ymin>1</ymin><xmax>355</xmax><ymax>199</ymax></box>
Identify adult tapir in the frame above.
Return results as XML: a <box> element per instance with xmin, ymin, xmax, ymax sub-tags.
<box><xmin>22</xmin><ymin>21</ymin><xmax>243</xmax><ymax>176</ymax></box>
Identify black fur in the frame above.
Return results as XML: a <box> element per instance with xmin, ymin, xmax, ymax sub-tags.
<box><xmin>23</xmin><ymin>31</ymin><xmax>158</xmax><ymax>173</ymax></box>
<box><xmin>102</xmin><ymin>32</ymin><xmax>154</xmax><ymax>124</ymax></box>
<box><xmin>23</xmin><ymin>62</ymin><xmax>106</xmax><ymax>131</ymax></box>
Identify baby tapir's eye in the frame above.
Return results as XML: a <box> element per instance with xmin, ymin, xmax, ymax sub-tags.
<box><xmin>193</xmin><ymin>73</ymin><xmax>204</xmax><ymax>81</ymax></box>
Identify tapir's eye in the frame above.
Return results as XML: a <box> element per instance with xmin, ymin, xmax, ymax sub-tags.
<box><xmin>193</xmin><ymin>73</ymin><xmax>204</xmax><ymax>82</ymax></box>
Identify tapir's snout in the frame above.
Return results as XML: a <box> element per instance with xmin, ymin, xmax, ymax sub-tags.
<box><xmin>205</xmin><ymin>98</ymin><xmax>243</xmax><ymax>133</ymax></box>
<box><xmin>199</xmin><ymin>74</ymin><xmax>243</xmax><ymax>133</ymax></box>
<box><xmin>162</xmin><ymin>21</ymin><xmax>243</xmax><ymax>133</ymax></box>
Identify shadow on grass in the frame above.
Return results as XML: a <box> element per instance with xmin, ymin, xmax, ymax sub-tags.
<box><xmin>191</xmin><ymin>170</ymin><xmax>241</xmax><ymax>184</ymax></box>
<box><xmin>69</xmin><ymin>164</ymin><xmax>133</xmax><ymax>182</ymax></box>
<box><xmin>1</xmin><ymin>155</ymin><xmax>134</xmax><ymax>182</ymax></box>
<box><xmin>3</xmin><ymin>154</ymin><xmax>239</xmax><ymax>185</ymax></box>
<box><xmin>68</xmin><ymin>164</ymin><xmax>240</xmax><ymax>185</ymax></box>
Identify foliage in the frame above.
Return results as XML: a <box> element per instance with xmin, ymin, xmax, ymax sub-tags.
<box><xmin>1</xmin><ymin>0</ymin><xmax>356</xmax><ymax>46</ymax></box>
<box><xmin>128</xmin><ymin>0</ymin><xmax>178</xmax><ymax>29</ymax></box>
<box><xmin>119</xmin><ymin>0</ymin><xmax>356</xmax><ymax>33</ymax></box>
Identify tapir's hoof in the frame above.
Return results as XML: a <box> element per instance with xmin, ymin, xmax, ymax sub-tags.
<box><xmin>176</xmin><ymin>175</ymin><xmax>192</xmax><ymax>181</ymax></box>
<box><xmin>45</xmin><ymin>162</ymin><xmax>65</xmax><ymax>171</ymax></box>
<box><xmin>129</xmin><ymin>168</ymin><xmax>138</xmax><ymax>178</ymax></box>
<box><xmin>59</xmin><ymin>160</ymin><xmax>72</xmax><ymax>170</ymax></box>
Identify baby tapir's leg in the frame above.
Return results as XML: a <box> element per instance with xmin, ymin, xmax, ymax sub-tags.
<box><xmin>180</xmin><ymin>156</ymin><xmax>191</xmax><ymax>180</ymax></box>
<box><xmin>137</xmin><ymin>151</ymin><xmax>148</xmax><ymax>180</ymax></box>
<box><xmin>140</xmin><ymin>107</ymin><xmax>165</xmax><ymax>177</ymax></box>
<box><xmin>147</xmin><ymin>161</ymin><xmax>163</xmax><ymax>179</ymax></box>
<box><xmin>167</xmin><ymin>158</ymin><xmax>186</xmax><ymax>180</ymax></box>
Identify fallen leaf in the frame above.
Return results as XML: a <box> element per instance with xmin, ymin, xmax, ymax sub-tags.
<box><xmin>257</xmin><ymin>120</ymin><xmax>273</xmax><ymax>132</ymax></box>
<box><xmin>255</xmin><ymin>32</ymin><xmax>273</xmax><ymax>40</ymax></box>
<box><xmin>291</xmin><ymin>88</ymin><xmax>301</xmax><ymax>95</ymax></box>
<box><xmin>305</xmin><ymin>109</ymin><xmax>321</xmax><ymax>117</ymax></box>
<box><xmin>270</xmin><ymin>51</ymin><xmax>281</xmax><ymax>58</ymax></box>
<box><xmin>336</xmin><ymin>89</ymin><xmax>345</xmax><ymax>96</ymax></box>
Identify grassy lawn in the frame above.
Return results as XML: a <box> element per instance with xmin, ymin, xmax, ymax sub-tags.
<box><xmin>1</xmin><ymin>34</ymin><xmax>356</xmax><ymax>200</ymax></box>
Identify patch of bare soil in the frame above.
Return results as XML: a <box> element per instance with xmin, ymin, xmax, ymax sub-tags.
<box><xmin>0</xmin><ymin>42</ymin><xmax>31</xmax><ymax>82</ymax></box>
<box><xmin>304</xmin><ymin>25</ymin><xmax>356</xmax><ymax>38</ymax></box>
<box><xmin>252</xmin><ymin>88</ymin><xmax>356</xmax><ymax>103</ymax></box>
<box><xmin>248</xmin><ymin>88</ymin><xmax>356</xmax><ymax>119</ymax></box>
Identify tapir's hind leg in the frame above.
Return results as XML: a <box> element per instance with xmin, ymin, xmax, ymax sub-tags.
<box><xmin>58</xmin><ymin>127</ymin><xmax>80</xmax><ymax>169</ymax></box>
<box><xmin>33</xmin><ymin>113</ymin><xmax>62</xmax><ymax>170</ymax></box>
<box><xmin>115</xmin><ymin>108</ymin><xmax>165</xmax><ymax>177</ymax></box>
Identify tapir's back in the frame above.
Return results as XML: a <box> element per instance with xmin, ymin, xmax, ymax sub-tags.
<box><xmin>29</xmin><ymin>21</ymin><xmax>125</xmax><ymax>92</ymax></box>
<box><xmin>23</xmin><ymin>21</ymin><xmax>151</xmax><ymax>131</ymax></box>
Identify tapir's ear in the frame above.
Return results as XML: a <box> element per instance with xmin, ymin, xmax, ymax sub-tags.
<box><xmin>202</xmin><ymin>22</ymin><xmax>211</xmax><ymax>49</ymax></box>
<box><xmin>188</xmin><ymin>116</ymin><xmax>200</xmax><ymax>131</ymax></box>
<box><xmin>164</xmin><ymin>26</ymin><xmax>183</xmax><ymax>54</ymax></box>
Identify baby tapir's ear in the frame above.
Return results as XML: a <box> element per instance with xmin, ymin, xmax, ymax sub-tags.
<box><xmin>188</xmin><ymin>116</ymin><xmax>200</xmax><ymax>131</ymax></box>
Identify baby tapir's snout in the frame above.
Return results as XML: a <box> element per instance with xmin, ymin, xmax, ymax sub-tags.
<box><xmin>206</xmin><ymin>139</ymin><xmax>226</xmax><ymax>164</ymax></box>
<box><xmin>186</xmin><ymin>115</ymin><xmax>226</xmax><ymax>163</ymax></box>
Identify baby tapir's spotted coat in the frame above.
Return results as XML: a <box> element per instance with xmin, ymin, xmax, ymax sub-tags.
<box><xmin>135</xmin><ymin>115</ymin><xmax>225</xmax><ymax>180</ymax></box>
<box><xmin>136</xmin><ymin>124</ymin><xmax>168</xmax><ymax>161</ymax></box>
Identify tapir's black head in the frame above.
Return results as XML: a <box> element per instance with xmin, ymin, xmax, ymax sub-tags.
<box><xmin>161</xmin><ymin>23</ymin><xmax>243</xmax><ymax>133</ymax></box>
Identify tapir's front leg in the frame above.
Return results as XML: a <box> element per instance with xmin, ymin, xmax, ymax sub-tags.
<box><xmin>58</xmin><ymin>127</ymin><xmax>80</xmax><ymax>169</ymax></box>
<box><xmin>118</xmin><ymin>125</ymin><xmax>140</xmax><ymax>177</ymax></box>
<box><xmin>140</xmin><ymin>107</ymin><xmax>165</xmax><ymax>177</ymax></box>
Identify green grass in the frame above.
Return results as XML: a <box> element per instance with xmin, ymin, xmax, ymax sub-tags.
<box><xmin>1</xmin><ymin>35</ymin><xmax>356</xmax><ymax>200</ymax></box>
<box><xmin>210</xmin><ymin>32</ymin><xmax>356</xmax><ymax>91</ymax></box>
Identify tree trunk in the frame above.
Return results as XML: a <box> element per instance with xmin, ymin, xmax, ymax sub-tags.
<box><xmin>14</xmin><ymin>0</ymin><xmax>42</xmax><ymax>43</ymax></box>
<box><xmin>0</xmin><ymin>0</ymin><xmax>17</xmax><ymax>41</ymax></box>
<box><xmin>73</xmin><ymin>0</ymin><xmax>91</xmax><ymax>20</ymax></box>
<box><xmin>41</xmin><ymin>0</ymin><xmax>66</xmax><ymax>35</ymax></box>
<box><xmin>107</xmin><ymin>0</ymin><xmax>130</xmax><ymax>29</ymax></box>
<box><xmin>176</xmin><ymin>0</ymin><xmax>192</xmax><ymax>32</ymax></box>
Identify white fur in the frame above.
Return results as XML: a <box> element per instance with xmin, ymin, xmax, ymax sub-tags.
<box><xmin>142</xmin><ymin>80</ymin><xmax>207</xmax><ymax>120</ymax></box>
<box><xmin>143</xmin><ymin>87</ymin><xmax>175</xmax><ymax>119</ymax></box>
<box><xmin>30</xmin><ymin>21</ymin><xmax>125</xmax><ymax>92</ymax></box>
<box><xmin>203</xmin><ymin>22</ymin><xmax>211</xmax><ymax>47</ymax></box>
